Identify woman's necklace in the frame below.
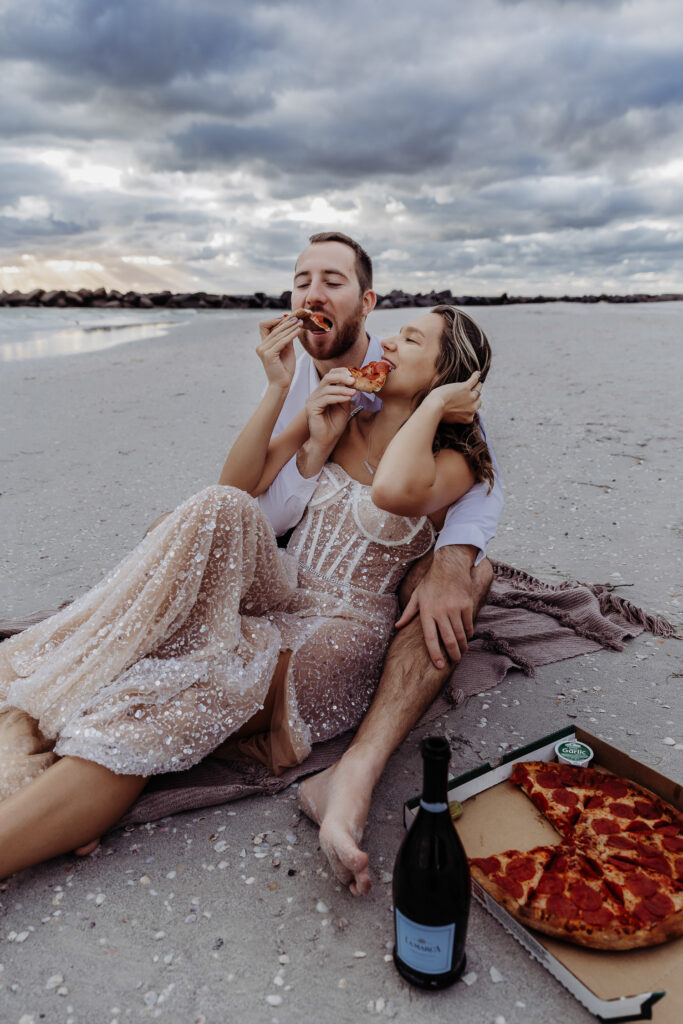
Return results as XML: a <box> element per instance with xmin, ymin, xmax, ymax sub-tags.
<box><xmin>363</xmin><ymin>417</ymin><xmax>378</xmax><ymax>476</ymax></box>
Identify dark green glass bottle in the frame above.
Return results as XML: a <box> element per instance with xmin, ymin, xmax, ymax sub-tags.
<box><xmin>393</xmin><ymin>736</ymin><xmax>470</xmax><ymax>989</ymax></box>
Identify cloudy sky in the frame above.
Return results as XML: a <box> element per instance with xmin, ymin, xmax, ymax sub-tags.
<box><xmin>1</xmin><ymin>0</ymin><xmax>682</xmax><ymax>296</ymax></box>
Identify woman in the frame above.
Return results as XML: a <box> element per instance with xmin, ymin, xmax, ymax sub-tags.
<box><xmin>0</xmin><ymin>306</ymin><xmax>491</xmax><ymax>878</ymax></box>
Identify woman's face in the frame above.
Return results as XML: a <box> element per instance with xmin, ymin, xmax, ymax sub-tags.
<box><xmin>379</xmin><ymin>312</ymin><xmax>443</xmax><ymax>401</ymax></box>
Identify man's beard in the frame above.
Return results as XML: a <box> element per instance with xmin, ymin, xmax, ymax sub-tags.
<box><xmin>301</xmin><ymin>298</ymin><xmax>365</xmax><ymax>361</ymax></box>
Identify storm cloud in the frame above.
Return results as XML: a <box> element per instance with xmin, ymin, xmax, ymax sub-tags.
<box><xmin>1</xmin><ymin>0</ymin><xmax>682</xmax><ymax>294</ymax></box>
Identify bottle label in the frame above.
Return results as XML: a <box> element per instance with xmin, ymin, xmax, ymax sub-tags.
<box><xmin>395</xmin><ymin>909</ymin><xmax>455</xmax><ymax>974</ymax></box>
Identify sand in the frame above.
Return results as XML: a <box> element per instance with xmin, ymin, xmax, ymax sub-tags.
<box><xmin>0</xmin><ymin>303</ymin><xmax>681</xmax><ymax>1023</ymax></box>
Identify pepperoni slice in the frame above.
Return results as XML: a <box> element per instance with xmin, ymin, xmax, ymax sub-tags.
<box><xmin>609</xmin><ymin>802</ymin><xmax>636</xmax><ymax>819</ymax></box>
<box><xmin>585</xmin><ymin>794</ymin><xmax>605</xmax><ymax>810</ymax></box>
<box><xmin>531</xmin><ymin>792</ymin><xmax>549</xmax><ymax>813</ymax></box>
<box><xmin>626</xmin><ymin>820</ymin><xmax>651</xmax><ymax>833</ymax></box>
<box><xmin>499</xmin><ymin>874</ymin><xmax>524</xmax><ymax>899</ymax></box>
<box><xmin>624</xmin><ymin>874</ymin><xmax>658</xmax><ymax>898</ymax></box>
<box><xmin>537</xmin><ymin>770</ymin><xmax>562</xmax><ymax>789</ymax></box>
<box><xmin>637</xmin><ymin>853</ymin><xmax>671</xmax><ymax>878</ymax></box>
<box><xmin>634</xmin><ymin>800</ymin><xmax>659</xmax><ymax>820</ymax></box>
<box><xmin>582</xmin><ymin>855</ymin><xmax>604</xmax><ymax>880</ymax></box>
<box><xmin>633</xmin><ymin>902</ymin><xmax>660</xmax><ymax>925</ymax></box>
<box><xmin>641</xmin><ymin>893</ymin><xmax>675</xmax><ymax>919</ymax></box>
<box><xmin>549</xmin><ymin>851</ymin><xmax>571</xmax><ymax>874</ymax></box>
<box><xmin>570</xmin><ymin>880</ymin><xmax>602</xmax><ymax>911</ymax></box>
<box><xmin>608</xmin><ymin>855</ymin><xmax>637</xmax><ymax>873</ymax></box>
<box><xmin>472</xmin><ymin>856</ymin><xmax>501</xmax><ymax>875</ymax></box>
<box><xmin>603</xmin><ymin>878</ymin><xmax>624</xmax><ymax>903</ymax></box>
<box><xmin>674</xmin><ymin>857</ymin><xmax>683</xmax><ymax>881</ymax></box>
<box><xmin>582</xmin><ymin>907</ymin><xmax>616</xmax><ymax>927</ymax></box>
<box><xmin>599</xmin><ymin>778</ymin><xmax>629</xmax><ymax>799</ymax></box>
<box><xmin>654</xmin><ymin>823</ymin><xmax>680</xmax><ymax>836</ymax></box>
<box><xmin>507</xmin><ymin>856</ymin><xmax>537</xmax><ymax>882</ymax></box>
<box><xmin>592</xmin><ymin>817</ymin><xmax>621</xmax><ymax>835</ymax></box>
<box><xmin>607</xmin><ymin>835</ymin><xmax>638</xmax><ymax>851</ymax></box>
<box><xmin>546</xmin><ymin>894</ymin><xmax>575</xmax><ymax>918</ymax></box>
<box><xmin>662</xmin><ymin>835</ymin><xmax>683</xmax><ymax>853</ymax></box>
<box><xmin>552</xmin><ymin>788</ymin><xmax>579</xmax><ymax>808</ymax></box>
<box><xmin>536</xmin><ymin>874</ymin><xmax>565</xmax><ymax>896</ymax></box>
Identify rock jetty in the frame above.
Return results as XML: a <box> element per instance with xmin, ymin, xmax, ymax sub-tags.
<box><xmin>1</xmin><ymin>287</ymin><xmax>681</xmax><ymax>310</ymax></box>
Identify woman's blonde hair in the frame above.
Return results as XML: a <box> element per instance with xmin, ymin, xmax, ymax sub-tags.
<box><xmin>416</xmin><ymin>305</ymin><xmax>495</xmax><ymax>491</ymax></box>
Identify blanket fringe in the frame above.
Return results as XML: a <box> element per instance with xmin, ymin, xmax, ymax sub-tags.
<box><xmin>486</xmin><ymin>589</ymin><xmax>627</xmax><ymax>651</ymax></box>
<box><xmin>590</xmin><ymin>586</ymin><xmax>681</xmax><ymax>639</ymax></box>
<box><xmin>472</xmin><ymin>628</ymin><xmax>536</xmax><ymax>676</ymax></box>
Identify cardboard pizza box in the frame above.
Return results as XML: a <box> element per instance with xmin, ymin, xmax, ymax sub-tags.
<box><xmin>404</xmin><ymin>726</ymin><xmax>683</xmax><ymax>1023</ymax></box>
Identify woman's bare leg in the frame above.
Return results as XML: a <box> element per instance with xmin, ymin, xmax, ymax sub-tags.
<box><xmin>0</xmin><ymin>755</ymin><xmax>147</xmax><ymax>879</ymax></box>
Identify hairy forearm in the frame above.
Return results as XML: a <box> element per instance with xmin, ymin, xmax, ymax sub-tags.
<box><xmin>433</xmin><ymin>542</ymin><xmax>477</xmax><ymax>573</ymax></box>
<box><xmin>219</xmin><ymin>383</ymin><xmax>288</xmax><ymax>491</ymax></box>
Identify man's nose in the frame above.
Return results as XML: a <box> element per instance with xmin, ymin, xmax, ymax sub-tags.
<box><xmin>303</xmin><ymin>276</ymin><xmax>325</xmax><ymax>307</ymax></box>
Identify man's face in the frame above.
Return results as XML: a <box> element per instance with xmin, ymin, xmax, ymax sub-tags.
<box><xmin>292</xmin><ymin>241</ymin><xmax>373</xmax><ymax>361</ymax></box>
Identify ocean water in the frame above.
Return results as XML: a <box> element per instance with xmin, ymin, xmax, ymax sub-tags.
<box><xmin>0</xmin><ymin>306</ymin><xmax>204</xmax><ymax>361</ymax></box>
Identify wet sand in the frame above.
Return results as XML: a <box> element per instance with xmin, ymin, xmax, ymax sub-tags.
<box><xmin>0</xmin><ymin>303</ymin><xmax>681</xmax><ymax>1023</ymax></box>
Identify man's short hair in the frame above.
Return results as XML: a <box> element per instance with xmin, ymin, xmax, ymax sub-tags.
<box><xmin>308</xmin><ymin>231</ymin><xmax>373</xmax><ymax>294</ymax></box>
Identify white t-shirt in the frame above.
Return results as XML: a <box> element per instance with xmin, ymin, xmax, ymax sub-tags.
<box><xmin>257</xmin><ymin>332</ymin><xmax>503</xmax><ymax>563</ymax></box>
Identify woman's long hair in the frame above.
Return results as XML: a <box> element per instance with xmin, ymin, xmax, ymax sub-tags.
<box><xmin>415</xmin><ymin>305</ymin><xmax>495</xmax><ymax>492</ymax></box>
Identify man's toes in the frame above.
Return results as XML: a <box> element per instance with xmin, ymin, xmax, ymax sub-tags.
<box><xmin>319</xmin><ymin>837</ymin><xmax>355</xmax><ymax>887</ymax></box>
<box><xmin>320</xmin><ymin>823</ymin><xmax>371</xmax><ymax>892</ymax></box>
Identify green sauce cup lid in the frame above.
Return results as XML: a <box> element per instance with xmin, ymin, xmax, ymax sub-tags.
<box><xmin>555</xmin><ymin>739</ymin><xmax>594</xmax><ymax>766</ymax></box>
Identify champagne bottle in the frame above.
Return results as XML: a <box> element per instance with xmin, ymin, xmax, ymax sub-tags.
<box><xmin>393</xmin><ymin>736</ymin><xmax>470</xmax><ymax>989</ymax></box>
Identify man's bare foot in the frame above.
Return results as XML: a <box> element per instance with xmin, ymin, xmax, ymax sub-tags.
<box><xmin>298</xmin><ymin>748</ymin><xmax>377</xmax><ymax>895</ymax></box>
<box><xmin>74</xmin><ymin>839</ymin><xmax>100</xmax><ymax>856</ymax></box>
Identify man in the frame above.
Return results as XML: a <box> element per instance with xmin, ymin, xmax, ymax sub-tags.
<box><xmin>257</xmin><ymin>232</ymin><xmax>502</xmax><ymax>894</ymax></box>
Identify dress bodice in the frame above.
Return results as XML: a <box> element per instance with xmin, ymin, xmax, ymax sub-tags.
<box><xmin>286</xmin><ymin>463</ymin><xmax>436</xmax><ymax>596</ymax></box>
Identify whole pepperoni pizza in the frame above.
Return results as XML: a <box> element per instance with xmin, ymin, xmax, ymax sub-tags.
<box><xmin>469</xmin><ymin>760</ymin><xmax>683</xmax><ymax>949</ymax></box>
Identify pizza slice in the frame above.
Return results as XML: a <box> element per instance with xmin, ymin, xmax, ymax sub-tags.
<box><xmin>517</xmin><ymin>844</ymin><xmax>642</xmax><ymax>950</ymax></box>
<box><xmin>590</xmin><ymin>850</ymin><xmax>683</xmax><ymax>947</ymax></box>
<box><xmin>282</xmin><ymin>308</ymin><xmax>333</xmax><ymax>332</ymax></box>
<box><xmin>509</xmin><ymin>761</ymin><xmax>599</xmax><ymax>836</ymax></box>
<box><xmin>469</xmin><ymin>845</ymin><xmax>556</xmax><ymax>916</ymax></box>
<box><xmin>577</xmin><ymin>826</ymin><xmax>683</xmax><ymax>883</ymax></box>
<box><xmin>347</xmin><ymin>360</ymin><xmax>393</xmax><ymax>394</ymax></box>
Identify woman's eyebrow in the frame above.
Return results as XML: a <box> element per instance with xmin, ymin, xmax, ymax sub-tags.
<box><xmin>401</xmin><ymin>325</ymin><xmax>425</xmax><ymax>337</ymax></box>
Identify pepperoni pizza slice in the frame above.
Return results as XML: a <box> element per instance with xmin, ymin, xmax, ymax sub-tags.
<box><xmin>509</xmin><ymin>760</ymin><xmax>601</xmax><ymax>835</ymax></box>
<box><xmin>520</xmin><ymin>846</ymin><xmax>683</xmax><ymax>950</ymax></box>
<box><xmin>470</xmin><ymin>845</ymin><xmax>556</xmax><ymax>917</ymax></box>
<box><xmin>347</xmin><ymin>360</ymin><xmax>393</xmax><ymax>394</ymax></box>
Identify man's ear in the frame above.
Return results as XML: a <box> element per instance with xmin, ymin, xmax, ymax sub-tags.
<box><xmin>362</xmin><ymin>290</ymin><xmax>377</xmax><ymax>316</ymax></box>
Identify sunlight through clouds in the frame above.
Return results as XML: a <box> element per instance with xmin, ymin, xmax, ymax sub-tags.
<box><xmin>0</xmin><ymin>0</ymin><xmax>681</xmax><ymax>294</ymax></box>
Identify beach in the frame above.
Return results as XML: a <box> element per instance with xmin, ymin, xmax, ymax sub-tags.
<box><xmin>0</xmin><ymin>303</ymin><xmax>681</xmax><ymax>1023</ymax></box>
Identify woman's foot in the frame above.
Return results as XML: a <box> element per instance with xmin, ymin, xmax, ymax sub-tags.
<box><xmin>298</xmin><ymin>748</ymin><xmax>376</xmax><ymax>895</ymax></box>
<box><xmin>74</xmin><ymin>839</ymin><xmax>100</xmax><ymax>856</ymax></box>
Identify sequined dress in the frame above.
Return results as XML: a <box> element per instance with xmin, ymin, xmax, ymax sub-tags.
<box><xmin>0</xmin><ymin>465</ymin><xmax>434</xmax><ymax>794</ymax></box>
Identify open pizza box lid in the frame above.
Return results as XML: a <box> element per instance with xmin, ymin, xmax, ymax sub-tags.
<box><xmin>404</xmin><ymin>726</ymin><xmax>682</xmax><ymax>1023</ymax></box>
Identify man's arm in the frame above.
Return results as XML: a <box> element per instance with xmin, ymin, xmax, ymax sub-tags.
<box><xmin>434</xmin><ymin>425</ymin><xmax>503</xmax><ymax>561</ymax></box>
<box><xmin>396</xmin><ymin>422</ymin><xmax>503</xmax><ymax>666</ymax></box>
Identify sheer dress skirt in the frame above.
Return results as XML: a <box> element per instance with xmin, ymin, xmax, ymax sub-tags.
<box><xmin>0</xmin><ymin>482</ymin><xmax>416</xmax><ymax>796</ymax></box>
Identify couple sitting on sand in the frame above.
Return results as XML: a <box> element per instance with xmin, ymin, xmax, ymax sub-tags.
<box><xmin>0</xmin><ymin>231</ymin><xmax>502</xmax><ymax>894</ymax></box>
